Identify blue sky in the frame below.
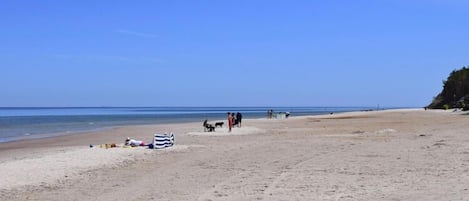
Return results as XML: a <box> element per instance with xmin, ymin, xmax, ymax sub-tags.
<box><xmin>1</xmin><ymin>0</ymin><xmax>468</xmax><ymax>107</ymax></box>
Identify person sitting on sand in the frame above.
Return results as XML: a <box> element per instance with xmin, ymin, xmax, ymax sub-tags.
<box><xmin>125</xmin><ymin>137</ymin><xmax>146</xmax><ymax>147</ymax></box>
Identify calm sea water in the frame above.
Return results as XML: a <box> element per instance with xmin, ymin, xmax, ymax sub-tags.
<box><xmin>0</xmin><ymin>107</ymin><xmax>375</xmax><ymax>143</ymax></box>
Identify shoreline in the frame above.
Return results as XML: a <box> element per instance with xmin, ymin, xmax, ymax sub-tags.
<box><xmin>0</xmin><ymin>108</ymin><xmax>420</xmax><ymax>150</ymax></box>
<box><xmin>0</xmin><ymin>112</ymin><xmax>329</xmax><ymax>145</ymax></box>
<box><xmin>4</xmin><ymin>108</ymin><xmax>468</xmax><ymax>200</ymax></box>
<box><xmin>0</xmin><ymin>106</ymin><xmax>382</xmax><ymax>144</ymax></box>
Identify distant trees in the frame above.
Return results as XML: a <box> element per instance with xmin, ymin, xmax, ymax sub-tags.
<box><xmin>429</xmin><ymin>67</ymin><xmax>469</xmax><ymax>110</ymax></box>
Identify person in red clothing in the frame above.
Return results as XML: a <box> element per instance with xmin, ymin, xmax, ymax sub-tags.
<box><xmin>227</xmin><ymin>112</ymin><xmax>234</xmax><ymax>132</ymax></box>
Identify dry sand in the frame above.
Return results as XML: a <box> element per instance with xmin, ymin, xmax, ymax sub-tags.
<box><xmin>1</xmin><ymin>109</ymin><xmax>469</xmax><ymax>200</ymax></box>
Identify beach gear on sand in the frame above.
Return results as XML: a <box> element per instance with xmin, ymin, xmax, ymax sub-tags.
<box><xmin>97</xmin><ymin>143</ymin><xmax>118</xmax><ymax>148</ymax></box>
<box><xmin>153</xmin><ymin>133</ymin><xmax>175</xmax><ymax>149</ymax></box>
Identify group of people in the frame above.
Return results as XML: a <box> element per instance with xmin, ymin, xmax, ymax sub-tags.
<box><xmin>267</xmin><ymin>109</ymin><xmax>290</xmax><ymax>119</ymax></box>
<box><xmin>227</xmin><ymin>112</ymin><xmax>242</xmax><ymax>132</ymax></box>
<box><xmin>267</xmin><ymin>109</ymin><xmax>274</xmax><ymax>119</ymax></box>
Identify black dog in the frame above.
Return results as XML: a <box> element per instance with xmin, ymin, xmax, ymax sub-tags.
<box><xmin>215</xmin><ymin>122</ymin><xmax>224</xmax><ymax>128</ymax></box>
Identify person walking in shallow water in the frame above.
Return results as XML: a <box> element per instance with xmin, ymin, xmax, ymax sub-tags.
<box><xmin>227</xmin><ymin>112</ymin><xmax>234</xmax><ymax>132</ymax></box>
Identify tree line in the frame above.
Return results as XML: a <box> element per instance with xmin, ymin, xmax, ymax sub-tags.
<box><xmin>428</xmin><ymin>66</ymin><xmax>469</xmax><ymax>110</ymax></box>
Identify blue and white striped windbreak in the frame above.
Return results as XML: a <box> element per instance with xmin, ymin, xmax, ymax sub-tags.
<box><xmin>153</xmin><ymin>133</ymin><xmax>175</xmax><ymax>149</ymax></box>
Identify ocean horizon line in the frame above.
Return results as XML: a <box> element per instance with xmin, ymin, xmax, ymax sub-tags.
<box><xmin>0</xmin><ymin>105</ymin><xmax>411</xmax><ymax>109</ymax></box>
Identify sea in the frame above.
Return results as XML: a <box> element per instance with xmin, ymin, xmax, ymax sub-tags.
<box><xmin>0</xmin><ymin>107</ymin><xmax>377</xmax><ymax>143</ymax></box>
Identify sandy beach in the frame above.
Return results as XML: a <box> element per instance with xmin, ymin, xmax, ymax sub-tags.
<box><xmin>1</xmin><ymin>109</ymin><xmax>469</xmax><ymax>200</ymax></box>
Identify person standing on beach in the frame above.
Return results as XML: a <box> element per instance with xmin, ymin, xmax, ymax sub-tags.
<box><xmin>227</xmin><ymin>112</ymin><xmax>233</xmax><ymax>132</ymax></box>
<box><xmin>236</xmin><ymin>112</ymin><xmax>242</xmax><ymax>127</ymax></box>
<box><xmin>232</xmin><ymin>112</ymin><xmax>237</xmax><ymax>126</ymax></box>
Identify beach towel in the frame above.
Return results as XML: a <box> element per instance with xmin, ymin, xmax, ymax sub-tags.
<box><xmin>153</xmin><ymin>133</ymin><xmax>175</xmax><ymax>149</ymax></box>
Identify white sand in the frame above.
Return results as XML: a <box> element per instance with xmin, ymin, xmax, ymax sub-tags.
<box><xmin>187</xmin><ymin>126</ymin><xmax>266</xmax><ymax>136</ymax></box>
<box><xmin>0</xmin><ymin>145</ymin><xmax>197</xmax><ymax>190</ymax></box>
<box><xmin>1</xmin><ymin>109</ymin><xmax>469</xmax><ymax>200</ymax></box>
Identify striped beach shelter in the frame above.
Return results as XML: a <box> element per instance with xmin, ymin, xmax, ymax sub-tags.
<box><xmin>153</xmin><ymin>133</ymin><xmax>175</xmax><ymax>149</ymax></box>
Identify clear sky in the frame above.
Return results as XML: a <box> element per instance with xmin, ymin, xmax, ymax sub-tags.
<box><xmin>1</xmin><ymin>0</ymin><xmax>468</xmax><ymax>107</ymax></box>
